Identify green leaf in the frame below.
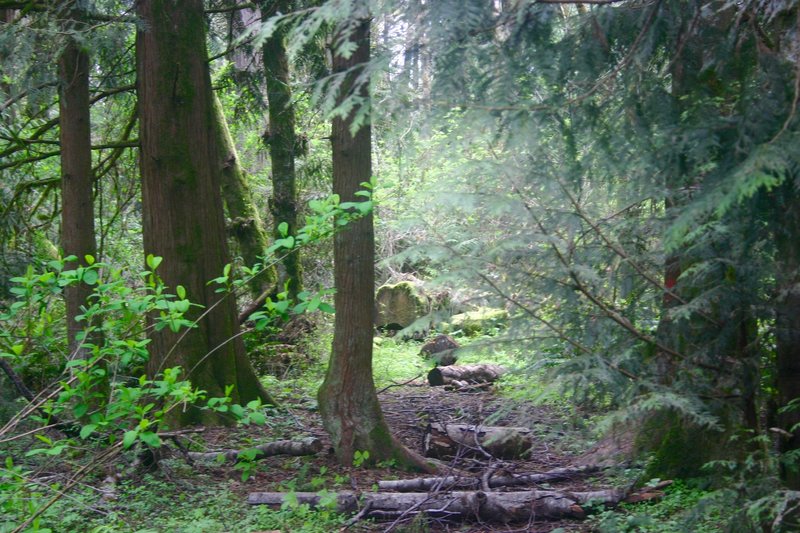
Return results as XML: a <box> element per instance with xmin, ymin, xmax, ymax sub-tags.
<box><xmin>80</xmin><ymin>424</ymin><xmax>97</xmax><ymax>439</ymax></box>
<box><xmin>249</xmin><ymin>411</ymin><xmax>266</xmax><ymax>425</ymax></box>
<box><xmin>278</xmin><ymin>221</ymin><xmax>289</xmax><ymax>237</ymax></box>
<box><xmin>122</xmin><ymin>430</ymin><xmax>138</xmax><ymax>449</ymax></box>
<box><xmin>84</xmin><ymin>254</ymin><xmax>95</xmax><ymax>265</ymax></box>
<box><xmin>138</xmin><ymin>432</ymin><xmax>161</xmax><ymax>448</ymax></box>
<box><xmin>82</xmin><ymin>269</ymin><xmax>99</xmax><ymax>286</ymax></box>
<box><xmin>73</xmin><ymin>403</ymin><xmax>89</xmax><ymax>419</ymax></box>
<box><xmin>146</xmin><ymin>255</ymin><xmax>162</xmax><ymax>271</ymax></box>
<box><xmin>176</xmin><ymin>285</ymin><xmax>186</xmax><ymax>300</ymax></box>
<box><xmin>274</xmin><ymin>236</ymin><xmax>295</xmax><ymax>249</ymax></box>
<box><xmin>318</xmin><ymin>302</ymin><xmax>335</xmax><ymax>314</ymax></box>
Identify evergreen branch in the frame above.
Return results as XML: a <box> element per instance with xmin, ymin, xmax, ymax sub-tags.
<box><xmin>556</xmin><ymin>178</ymin><xmax>720</xmax><ymax>327</ymax></box>
<box><xmin>94</xmin><ymin>104</ymin><xmax>138</xmax><ymax>180</ymax></box>
<box><xmin>0</xmin><ymin>80</ymin><xmax>58</xmax><ymax>113</ymax></box>
<box><xmin>424</xmin><ymin>218</ymin><xmax>640</xmax><ymax>382</ymax></box>
<box><xmin>769</xmin><ymin>8</ymin><xmax>800</xmax><ymax>144</ymax></box>
<box><xmin>509</xmin><ymin>183</ymin><xmax>701</xmax><ymax>366</ymax></box>
<box><xmin>0</xmin><ymin>84</ymin><xmax>134</xmax><ymax>161</ymax></box>
<box><xmin>0</xmin><ymin>149</ymin><xmax>59</xmax><ymax>170</ymax></box>
<box><xmin>0</xmin><ymin>141</ymin><xmax>138</xmax><ymax>171</ymax></box>
<box><xmin>207</xmin><ymin>34</ymin><xmax>256</xmax><ymax>62</ymax></box>
<box><xmin>565</xmin><ymin>0</ymin><xmax>661</xmax><ymax>106</ymax></box>
<box><xmin>0</xmin><ymin>135</ymin><xmax>59</xmax><ymax>145</ymax></box>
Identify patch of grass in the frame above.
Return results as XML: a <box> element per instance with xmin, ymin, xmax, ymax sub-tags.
<box><xmin>372</xmin><ymin>336</ymin><xmax>428</xmax><ymax>388</ymax></box>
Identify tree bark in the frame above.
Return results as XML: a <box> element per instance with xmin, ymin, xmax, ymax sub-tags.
<box><xmin>213</xmin><ymin>94</ymin><xmax>276</xmax><ymax>296</ymax></box>
<box><xmin>136</xmin><ymin>0</ymin><xmax>271</xmax><ymax>427</ymax></box>
<box><xmin>427</xmin><ymin>364</ymin><xmax>505</xmax><ymax>387</ymax></box>
<box><xmin>58</xmin><ymin>5</ymin><xmax>96</xmax><ymax>359</ymax></box>
<box><xmin>316</xmin><ymin>16</ymin><xmax>431</xmax><ymax>471</ymax></box>
<box><xmin>261</xmin><ymin>0</ymin><xmax>302</xmax><ymax>300</ymax></box>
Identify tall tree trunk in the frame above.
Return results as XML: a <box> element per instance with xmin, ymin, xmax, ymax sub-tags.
<box><xmin>774</xmin><ymin>181</ymin><xmax>800</xmax><ymax>489</ymax></box>
<box><xmin>58</xmin><ymin>5</ymin><xmax>96</xmax><ymax>359</ymax></box>
<box><xmin>317</xmin><ymin>17</ymin><xmax>431</xmax><ymax>471</ymax></box>
<box><xmin>213</xmin><ymin>94</ymin><xmax>276</xmax><ymax>297</ymax></box>
<box><xmin>136</xmin><ymin>0</ymin><xmax>271</xmax><ymax>427</ymax></box>
<box><xmin>261</xmin><ymin>0</ymin><xmax>302</xmax><ymax>300</ymax></box>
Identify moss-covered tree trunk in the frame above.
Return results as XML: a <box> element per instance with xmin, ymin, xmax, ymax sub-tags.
<box><xmin>213</xmin><ymin>94</ymin><xmax>276</xmax><ymax>297</ymax></box>
<box><xmin>261</xmin><ymin>0</ymin><xmax>302</xmax><ymax>300</ymax></box>
<box><xmin>58</xmin><ymin>5</ymin><xmax>96</xmax><ymax>359</ymax></box>
<box><xmin>317</xmin><ymin>17</ymin><xmax>432</xmax><ymax>471</ymax></box>
<box><xmin>136</xmin><ymin>0</ymin><xmax>271</xmax><ymax>427</ymax></box>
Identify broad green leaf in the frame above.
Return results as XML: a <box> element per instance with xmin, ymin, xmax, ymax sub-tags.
<box><xmin>122</xmin><ymin>430</ymin><xmax>138</xmax><ymax>449</ymax></box>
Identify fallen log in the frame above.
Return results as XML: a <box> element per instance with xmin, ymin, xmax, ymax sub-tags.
<box><xmin>427</xmin><ymin>364</ymin><xmax>505</xmax><ymax>387</ymax></box>
<box><xmin>424</xmin><ymin>423</ymin><xmax>532</xmax><ymax>459</ymax></box>
<box><xmin>247</xmin><ymin>489</ymin><xmax>624</xmax><ymax>521</ymax></box>
<box><xmin>377</xmin><ymin>465</ymin><xmax>600</xmax><ymax>492</ymax></box>
<box><xmin>187</xmin><ymin>437</ymin><xmax>322</xmax><ymax>463</ymax></box>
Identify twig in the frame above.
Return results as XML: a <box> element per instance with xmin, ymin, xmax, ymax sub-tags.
<box><xmin>377</xmin><ymin>373</ymin><xmax>424</xmax><ymax>394</ymax></box>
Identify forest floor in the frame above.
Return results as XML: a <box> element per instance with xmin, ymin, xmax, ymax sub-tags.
<box><xmin>152</xmin><ymin>380</ymin><xmax>606</xmax><ymax>533</ymax></box>
<box><xmin>3</xmin><ymin>333</ymin><xmax>720</xmax><ymax>532</ymax></box>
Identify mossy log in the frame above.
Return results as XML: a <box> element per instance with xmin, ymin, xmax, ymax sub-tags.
<box><xmin>427</xmin><ymin>364</ymin><xmax>506</xmax><ymax>387</ymax></box>
<box><xmin>423</xmin><ymin>423</ymin><xmax>533</xmax><ymax>459</ymax></box>
<box><xmin>247</xmin><ymin>488</ymin><xmax>630</xmax><ymax>521</ymax></box>
<box><xmin>186</xmin><ymin>437</ymin><xmax>322</xmax><ymax>463</ymax></box>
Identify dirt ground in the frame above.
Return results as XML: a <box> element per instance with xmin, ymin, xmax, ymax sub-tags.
<box><xmin>183</xmin><ymin>382</ymin><xmax>617</xmax><ymax>533</ymax></box>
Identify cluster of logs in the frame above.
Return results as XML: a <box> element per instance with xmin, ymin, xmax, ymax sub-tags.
<box><xmin>247</xmin><ymin>472</ymin><xmax>672</xmax><ymax>523</ymax></box>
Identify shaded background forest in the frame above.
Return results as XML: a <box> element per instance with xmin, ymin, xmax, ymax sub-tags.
<box><xmin>3</xmin><ymin>0</ymin><xmax>800</xmax><ymax>531</ymax></box>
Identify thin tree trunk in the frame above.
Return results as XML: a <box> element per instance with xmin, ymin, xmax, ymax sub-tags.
<box><xmin>136</xmin><ymin>0</ymin><xmax>272</xmax><ymax>427</ymax></box>
<box><xmin>261</xmin><ymin>0</ymin><xmax>302</xmax><ymax>300</ymax></box>
<box><xmin>213</xmin><ymin>94</ymin><xmax>276</xmax><ymax>296</ymax></box>
<box><xmin>317</xmin><ymin>16</ymin><xmax>432</xmax><ymax>471</ymax></box>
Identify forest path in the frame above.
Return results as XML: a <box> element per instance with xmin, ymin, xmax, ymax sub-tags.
<box><xmin>235</xmin><ymin>382</ymin><xmax>613</xmax><ymax>532</ymax></box>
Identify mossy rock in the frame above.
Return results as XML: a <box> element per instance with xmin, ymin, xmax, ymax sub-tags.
<box><xmin>375</xmin><ymin>281</ymin><xmax>430</xmax><ymax>330</ymax></box>
<box><xmin>445</xmin><ymin>307</ymin><xmax>508</xmax><ymax>336</ymax></box>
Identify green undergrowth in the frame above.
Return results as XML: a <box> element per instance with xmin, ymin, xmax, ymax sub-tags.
<box><xmin>587</xmin><ymin>480</ymin><xmax>723</xmax><ymax>533</ymax></box>
<box><xmin>0</xmin><ymin>474</ymin><xmax>346</xmax><ymax>533</ymax></box>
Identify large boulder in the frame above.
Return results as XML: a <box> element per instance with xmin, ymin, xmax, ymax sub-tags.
<box><xmin>419</xmin><ymin>334</ymin><xmax>460</xmax><ymax>366</ymax></box>
<box><xmin>375</xmin><ymin>281</ymin><xmax>429</xmax><ymax>331</ymax></box>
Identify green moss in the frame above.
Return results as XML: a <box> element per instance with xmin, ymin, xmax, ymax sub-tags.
<box><xmin>375</xmin><ymin>281</ymin><xmax>429</xmax><ymax>328</ymax></box>
<box><xmin>640</xmin><ymin>411</ymin><xmax>735</xmax><ymax>480</ymax></box>
<box><xmin>446</xmin><ymin>307</ymin><xmax>508</xmax><ymax>336</ymax></box>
